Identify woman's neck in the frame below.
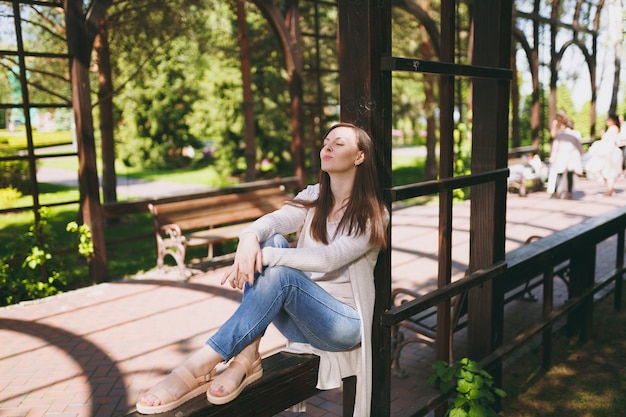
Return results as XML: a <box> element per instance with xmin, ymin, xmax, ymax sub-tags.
<box><xmin>328</xmin><ymin>173</ymin><xmax>355</xmax><ymax>202</ymax></box>
<box><xmin>328</xmin><ymin>176</ymin><xmax>354</xmax><ymax>221</ymax></box>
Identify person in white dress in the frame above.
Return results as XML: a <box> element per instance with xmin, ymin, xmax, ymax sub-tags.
<box><xmin>549</xmin><ymin>118</ymin><xmax>583</xmax><ymax>199</ymax></box>
<box><xmin>585</xmin><ymin>114</ymin><xmax>623</xmax><ymax>196</ymax></box>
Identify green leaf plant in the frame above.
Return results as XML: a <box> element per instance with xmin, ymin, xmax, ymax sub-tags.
<box><xmin>427</xmin><ymin>357</ymin><xmax>507</xmax><ymax>417</ymax></box>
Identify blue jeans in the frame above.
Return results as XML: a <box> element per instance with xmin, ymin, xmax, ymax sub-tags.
<box><xmin>206</xmin><ymin>234</ymin><xmax>361</xmax><ymax>360</ymax></box>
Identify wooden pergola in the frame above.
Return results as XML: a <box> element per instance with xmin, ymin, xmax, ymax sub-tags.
<box><xmin>0</xmin><ymin>0</ymin><xmax>609</xmax><ymax>414</ymax></box>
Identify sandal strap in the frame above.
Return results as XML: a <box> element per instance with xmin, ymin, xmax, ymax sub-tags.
<box><xmin>172</xmin><ymin>366</ymin><xmax>213</xmax><ymax>391</ymax></box>
<box><xmin>230</xmin><ymin>355</ymin><xmax>261</xmax><ymax>379</ymax></box>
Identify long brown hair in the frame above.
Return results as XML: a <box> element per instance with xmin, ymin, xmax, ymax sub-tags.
<box><xmin>292</xmin><ymin>123</ymin><xmax>388</xmax><ymax>248</ymax></box>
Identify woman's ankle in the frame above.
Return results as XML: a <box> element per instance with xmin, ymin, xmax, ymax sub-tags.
<box><xmin>184</xmin><ymin>345</ymin><xmax>222</xmax><ymax>377</ymax></box>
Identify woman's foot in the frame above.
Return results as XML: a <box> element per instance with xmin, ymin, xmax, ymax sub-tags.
<box><xmin>206</xmin><ymin>353</ymin><xmax>263</xmax><ymax>405</ymax></box>
<box><xmin>136</xmin><ymin>346</ymin><xmax>221</xmax><ymax>414</ymax></box>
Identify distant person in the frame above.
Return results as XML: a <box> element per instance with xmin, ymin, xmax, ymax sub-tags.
<box><xmin>135</xmin><ymin>122</ymin><xmax>389</xmax><ymax>417</ymax></box>
<box><xmin>615</xmin><ymin>114</ymin><xmax>626</xmax><ymax>170</ymax></box>
<box><xmin>549</xmin><ymin>118</ymin><xmax>583</xmax><ymax>199</ymax></box>
<box><xmin>547</xmin><ymin>110</ymin><xmax>568</xmax><ymax>195</ymax></box>
<box><xmin>585</xmin><ymin>114</ymin><xmax>623</xmax><ymax>196</ymax></box>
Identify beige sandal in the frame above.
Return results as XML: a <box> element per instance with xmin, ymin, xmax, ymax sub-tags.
<box><xmin>136</xmin><ymin>366</ymin><xmax>215</xmax><ymax>414</ymax></box>
<box><xmin>206</xmin><ymin>355</ymin><xmax>263</xmax><ymax>405</ymax></box>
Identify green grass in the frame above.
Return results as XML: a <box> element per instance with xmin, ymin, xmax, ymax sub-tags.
<box><xmin>500</xmin><ymin>285</ymin><xmax>626</xmax><ymax>417</ymax></box>
<box><xmin>392</xmin><ymin>154</ymin><xmax>427</xmax><ymax>186</ymax></box>
<box><xmin>0</xmin><ymin>130</ymin><xmax>73</xmax><ymax>149</ymax></box>
<box><xmin>117</xmin><ymin>164</ymin><xmax>230</xmax><ymax>186</ymax></box>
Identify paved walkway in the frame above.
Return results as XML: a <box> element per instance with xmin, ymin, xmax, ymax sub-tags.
<box><xmin>1</xmin><ymin>174</ymin><xmax>625</xmax><ymax>417</ymax></box>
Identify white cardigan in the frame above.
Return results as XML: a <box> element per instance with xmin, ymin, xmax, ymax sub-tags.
<box><xmin>240</xmin><ymin>184</ymin><xmax>382</xmax><ymax>417</ymax></box>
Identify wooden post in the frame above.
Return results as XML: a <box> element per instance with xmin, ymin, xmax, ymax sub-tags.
<box><xmin>568</xmin><ymin>247</ymin><xmax>595</xmax><ymax>341</ymax></box>
<box><xmin>467</xmin><ymin>0</ymin><xmax>512</xmax><ymax>373</ymax></box>
<box><xmin>337</xmin><ymin>2</ymin><xmax>392</xmax><ymax>416</ymax></box>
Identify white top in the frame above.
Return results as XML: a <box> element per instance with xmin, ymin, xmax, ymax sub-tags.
<box><xmin>240</xmin><ymin>183</ymin><xmax>386</xmax><ymax>417</ymax></box>
<box><xmin>550</xmin><ymin>128</ymin><xmax>583</xmax><ymax>174</ymax></box>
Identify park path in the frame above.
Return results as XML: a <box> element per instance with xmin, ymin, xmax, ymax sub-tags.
<box><xmin>1</xmin><ymin>171</ymin><xmax>626</xmax><ymax>417</ymax></box>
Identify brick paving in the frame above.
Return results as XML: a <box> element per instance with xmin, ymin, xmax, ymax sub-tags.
<box><xmin>1</xmin><ymin>174</ymin><xmax>625</xmax><ymax>417</ymax></box>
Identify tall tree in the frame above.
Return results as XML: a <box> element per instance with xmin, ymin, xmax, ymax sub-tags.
<box><xmin>608</xmin><ymin>0</ymin><xmax>623</xmax><ymax>115</ymax></box>
<box><xmin>64</xmin><ymin>0</ymin><xmax>112</xmax><ymax>283</ymax></box>
<box><xmin>94</xmin><ymin>19</ymin><xmax>116</xmax><ymax>205</ymax></box>
<box><xmin>235</xmin><ymin>0</ymin><xmax>257</xmax><ymax>182</ymax></box>
<box><xmin>253</xmin><ymin>0</ymin><xmax>306</xmax><ymax>188</ymax></box>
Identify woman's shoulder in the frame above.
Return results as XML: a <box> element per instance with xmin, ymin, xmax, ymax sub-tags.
<box><xmin>295</xmin><ymin>183</ymin><xmax>321</xmax><ymax>200</ymax></box>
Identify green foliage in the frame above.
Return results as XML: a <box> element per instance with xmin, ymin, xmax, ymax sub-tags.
<box><xmin>0</xmin><ymin>144</ymin><xmax>30</xmax><ymax>193</ymax></box>
<box><xmin>453</xmin><ymin>123</ymin><xmax>472</xmax><ymax>201</ymax></box>
<box><xmin>0</xmin><ymin>186</ymin><xmax>23</xmax><ymax>208</ymax></box>
<box><xmin>116</xmin><ymin>37</ymin><xmax>204</xmax><ymax>170</ymax></box>
<box><xmin>66</xmin><ymin>221</ymin><xmax>94</xmax><ymax>259</ymax></box>
<box><xmin>0</xmin><ymin>209</ymin><xmax>94</xmax><ymax>307</ymax></box>
<box><xmin>428</xmin><ymin>358</ymin><xmax>506</xmax><ymax>417</ymax></box>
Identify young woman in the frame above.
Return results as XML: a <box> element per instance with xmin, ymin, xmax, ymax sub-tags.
<box><xmin>549</xmin><ymin>118</ymin><xmax>583</xmax><ymax>199</ymax></box>
<box><xmin>586</xmin><ymin>114</ymin><xmax>623</xmax><ymax>196</ymax></box>
<box><xmin>136</xmin><ymin>122</ymin><xmax>389</xmax><ymax>416</ymax></box>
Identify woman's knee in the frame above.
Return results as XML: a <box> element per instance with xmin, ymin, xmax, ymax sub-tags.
<box><xmin>260</xmin><ymin>265</ymin><xmax>293</xmax><ymax>284</ymax></box>
<box><xmin>261</xmin><ymin>234</ymin><xmax>290</xmax><ymax>249</ymax></box>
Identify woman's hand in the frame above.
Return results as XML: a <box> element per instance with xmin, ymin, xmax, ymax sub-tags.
<box><xmin>221</xmin><ymin>232</ymin><xmax>263</xmax><ymax>290</ymax></box>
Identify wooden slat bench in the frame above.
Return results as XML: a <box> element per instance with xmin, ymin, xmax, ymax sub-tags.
<box><xmin>127</xmin><ymin>351</ymin><xmax>356</xmax><ymax>417</ymax></box>
<box><xmin>149</xmin><ymin>185</ymin><xmax>292</xmax><ymax>277</ymax></box>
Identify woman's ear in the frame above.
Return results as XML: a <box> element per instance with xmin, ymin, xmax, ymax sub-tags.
<box><xmin>355</xmin><ymin>151</ymin><xmax>365</xmax><ymax>166</ymax></box>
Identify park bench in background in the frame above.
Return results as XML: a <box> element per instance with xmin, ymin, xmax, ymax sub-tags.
<box><xmin>507</xmin><ymin>153</ymin><xmax>547</xmax><ymax>197</ymax></box>
<box><xmin>148</xmin><ymin>181</ymin><xmax>297</xmax><ymax>277</ymax></box>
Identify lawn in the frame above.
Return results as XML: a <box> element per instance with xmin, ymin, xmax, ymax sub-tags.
<box><xmin>500</xmin><ymin>286</ymin><xmax>626</xmax><ymax>417</ymax></box>
<box><xmin>0</xmin><ymin>129</ymin><xmax>73</xmax><ymax>149</ymax></box>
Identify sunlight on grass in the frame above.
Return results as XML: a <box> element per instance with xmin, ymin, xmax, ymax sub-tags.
<box><xmin>37</xmin><ymin>154</ymin><xmax>228</xmax><ymax>188</ymax></box>
<box><xmin>121</xmin><ymin>165</ymin><xmax>229</xmax><ymax>186</ymax></box>
<box><xmin>0</xmin><ymin>130</ymin><xmax>73</xmax><ymax>149</ymax></box>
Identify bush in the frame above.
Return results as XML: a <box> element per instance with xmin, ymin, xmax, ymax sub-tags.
<box><xmin>0</xmin><ymin>210</ymin><xmax>93</xmax><ymax>307</ymax></box>
<box><xmin>0</xmin><ymin>186</ymin><xmax>23</xmax><ymax>208</ymax></box>
<box><xmin>428</xmin><ymin>357</ymin><xmax>507</xmax><ymax>417</ymax></box>
<box><xmin>0</xmin><ymin>145</ymin><xmax>30</xmax><ymax>193</ymax></box>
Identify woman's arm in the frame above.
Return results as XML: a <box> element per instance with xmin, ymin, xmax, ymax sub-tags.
<box><xmin>262</xmin><ymin>229</ymin><xmax>376</xmax><ymax>273</ymax></box>
<box><xmin>239</xmin><ymin>185</ymin><xmax>317</xmax><ymax>242</ymax></box>
<box><xmin>223</xmin><ymin>185</ymin><xmax>317</xmax><ymax>289</ymax></box>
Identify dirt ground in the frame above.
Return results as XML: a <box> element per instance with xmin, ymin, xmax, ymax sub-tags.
<box><xmin>500</xmin><ymin>286</ymin><xmax>626</xmax><ymax>417</ymax></box>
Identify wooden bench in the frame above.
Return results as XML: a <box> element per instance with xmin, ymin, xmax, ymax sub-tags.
<box><xmin>390</xmin><ymin>286</ymin><xmax>468</xmax><ymax>377</ymax></box>
<box><xmin>127</xmin><ymin>351</ymin><xmax>356</xmax><ymax>417</ymax></box>
<box><xmin>507</xmin><ymin>154</ymin><xmax>546</xmax><ymax>197</ymax></box>
<box><xmin>149</xmin><ymin>185</ymin><xmax>292</xmax><ymax>277</ymax></box>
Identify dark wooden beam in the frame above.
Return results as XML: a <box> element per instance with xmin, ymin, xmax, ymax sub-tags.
<box><xmin>338</xmin><ymin>1</ymin><xmax>392</xmax><ymax>416</ymax></box>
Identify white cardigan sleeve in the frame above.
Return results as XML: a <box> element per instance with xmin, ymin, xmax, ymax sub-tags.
<box><xmin>261</xmin><ymin>232</ymin><xmax>375</xmax><ymax>272</ymax></box>
<box><xmin>239</xmin><ymin>184</ymin><xmax>318</xmax><ymax>241</ymax></box>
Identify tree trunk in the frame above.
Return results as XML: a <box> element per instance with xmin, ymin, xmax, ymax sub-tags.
<box><xmin>285</xmin><ymin>0</ymin><xmax>305</xmax><ymax>189</ymax></box>
<box><xmin>252</xmin><ymin>0</ymin><xmax>306</xmax><ymax>188</ymax></box>
<box><xmin>424</xmin><ymin>75</ymin><xmax>438</xmax><ymax>180</ymax></box>
<box><xmin>510</xmin><ymin>41</ymin><xmax>520</xmax><ymax>149</ymax></box>
<box><xmin>65</xmin><ymin>0</ymin><xmax>111</xmax><ymax>283</ymax></box>
<box><xmin>236</xmin><ymin>0</ymin><xmax>257</xmax><ymax>182</ymax></box>
<box><xmin>95</xmin><ymin>19</ymin><xmax>117</xmax><ymax>205</ymax></box>
<box><xmin>608</xmin><ymin>0</ymin><xmax>622</xmax><ymax>115</ymax></box>
<box><xmin>531</xmin><ymin>0</ymin><xmax>541</xmax><ymax>148</ymax></box>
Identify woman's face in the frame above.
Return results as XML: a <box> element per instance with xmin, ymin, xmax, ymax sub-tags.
<box><xmin>320</xmin><ymin>126</ymin><xmax>365</xmax><ymax>175</ymax></box>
